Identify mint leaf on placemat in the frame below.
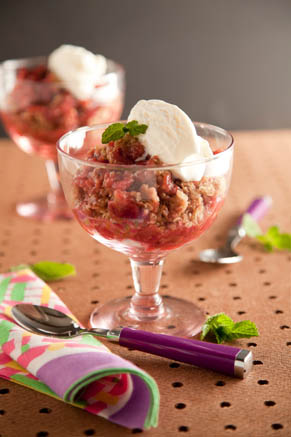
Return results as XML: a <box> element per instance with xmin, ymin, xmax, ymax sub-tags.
<box><xmin>102</xmin><ymin>120</ymin><xmax>148</xmax><ymax>144</ymax></box>
<box><xmin>242</xmin><ymin>213</ymin><xmax>291</xmax><ymax>252</ymax></box>
<box><xmin>201</xmin><ymin>313</ymin><xmax>234</xmax><ymax>344</ymax></box>
<box><xmin>231</xmin><ymin>321</ymin><xmax>259</xmax><ymax>339</ymax></box>
<box><xmin>257</xmin><ymin>226</ymin><xmax>291</xmax><ymax>252</ymax></box>
<box><xmin>10</xmin><ymin>261</ymin><xmax>76</xmax><ymax>281</ymax></box>
<box><xmin>201</xmin><ymin>312</ymin><xmax>259</xmax><ymax>344</ymax></box>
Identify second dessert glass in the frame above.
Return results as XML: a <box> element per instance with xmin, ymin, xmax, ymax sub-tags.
<box><xmin>57</xmin><ymin>122</ymin><xmax>234</xmax><ymax>336</ymax></box>
<box><xmin>0</xmin><ymin>56</ymin><xmax>125</xmax><ymax>221</ymax></box>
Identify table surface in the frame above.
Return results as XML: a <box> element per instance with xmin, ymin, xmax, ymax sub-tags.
<box><xmin>0</xmin><ymin>131</ymin><xmax>290</xmax><ymax>437</ymax></box>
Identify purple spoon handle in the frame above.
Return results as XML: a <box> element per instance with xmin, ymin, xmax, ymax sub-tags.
<box><xmin>119</xmin><ymin>328</ymin><xmax>252</xmax><ymax>378</ymax></box>
<box><xmin>236</xmin><ymin>196</ymin><xmax>272</xmax><ymax>226</ymax></box>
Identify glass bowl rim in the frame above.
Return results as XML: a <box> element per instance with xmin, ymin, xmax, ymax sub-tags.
<box><xmin>57</xmin><ymin>120</ymin><xmax>234</xmax><ymax>172</ymax></box>
<box><xmin>0</xmin><ymin>55</ymin><xmax>124</xmax><ymax>79</ymax></box>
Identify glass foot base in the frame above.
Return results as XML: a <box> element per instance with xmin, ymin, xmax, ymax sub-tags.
<box><xmin>16</xmin><ymin>196</ymin><xmax>73</xmax><ymax>222</ymax></box>
<box><xmin>90</xmin><ymin>295</ymin><xmax>205</xmax><ymax>337</ymax></box>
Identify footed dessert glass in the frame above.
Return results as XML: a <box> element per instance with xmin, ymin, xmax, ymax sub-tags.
<box><xmin>57</xmin><ymin>122</ymin><xmax>234</xmax><ymax>336</ymax></box>
<box><xmin>0</xmin><ymin>56</ymin><xmax>125</xmax><ymax>221</ymax></box>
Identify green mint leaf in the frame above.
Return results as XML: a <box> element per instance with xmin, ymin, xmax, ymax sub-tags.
<box><xmin>10</xmin><ymin>264</ymin><xmax>30</xmax><ymax>272</ymax></box>
<box><xmin>101</xmin><ymin>120</ymin><xmax>148</xmax><ymax>144</ymax></box>
<box><xmin>265</xmin><ymin>225</ymin><xmax>280</xmax><ymax>239</ymax></box>
<box><xmin>257</xmin><ymin>236</ymin><xmax>274</xmax><ymax>252</ymax></box>
<box><xmin>125</xmin><ymin>120</ymin><xmax>148</xmax><ymax>137</ymax></box>
<box><xmin>200</xmin><ymin>313</ymin><xmax>234</xmax><ymax>344</ymax></box>
<box><xmin>275</xmin><ymin>233</ymin><xmax>291</xmax><ymax>250</ymax></box>
<box><xmin>205</xmin><ymin>312</ymin><xmax>234</xmax><ymax>328</ymax></box>
<box><xmin>243</xmin><ymin>215</ymin><xmax>291</xmax><ymax>252</ymax></box>
<box><xmin>231</xmin><ymin>321</ymin><xmax>259</xmax><ymax>339</ymax></box>
<box><xmin>30</xmin><ymin>261</ymin><xmax>76</xmax><ymax>281</ymax></box>
<box><xmin>201</xmin><ymin>320</ymin><xmax>212</xmax><ymax>340</ymax></box>
<box><xmin>257</xmin><ymin>225</ymin><xmax>291</xmax><ymax>252</ymax></box>
<box><xmin>262</xmin><ymin>226</ymin><xmax>280</xmax><ymax>248</ymax></box>
<box><xmin>242</xmin><ymin>213</ymin><xmax>262</xmax><ymax>238</ymax></box>
<box><xmin>201</xmin><ymin>312</ymin><xmax>259</xmax><ymax>344</ymax></box>
<box><xmin>10</xmin><ymin>262</ymin><xmax>76</xmax><ymax>281</ymax></box>
<box><xmin>214</xmin><ymin>326</ymin><xmax>234</xmax><ymax>344</ymax></box>
<box><xmin>101</xmin><ymin>122</ymin><xmax>126</xmax><ymax>144</ymax></box>
<box><xmin>262</xmin><ymin>226</ymin><xmax>291</xmax><ymax>250</ymax></box>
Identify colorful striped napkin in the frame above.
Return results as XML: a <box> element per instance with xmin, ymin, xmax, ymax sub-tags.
<box><xmin>0</xmin><ymin>269</ymin><xmax>159</xmax><ymax>429</ymax></box>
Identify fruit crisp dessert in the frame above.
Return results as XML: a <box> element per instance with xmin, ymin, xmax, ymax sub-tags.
<box><xmin>0</xmin><ymin>45</ymin><xmax>123</xmax><ymax>158</ymax></box>
<box><xmin>72</xmin><ymin>100</ymin><xmax>231</xmax><ymax>252</ymax></box>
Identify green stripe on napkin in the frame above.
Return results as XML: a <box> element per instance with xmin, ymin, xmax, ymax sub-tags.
<box><xmin>11</xmin><ymin>282</ymin><xmax>26</xmax><ymax>301</ymax></box>
<box><xmin>0</xmin><ymin>320</ymin><xmax>13</xmax><ymax>344</ymax></box>
<box><xmin>0</xmin><ymin>277</ymin><xmax>10</xmax><ymax>302</ymax></box>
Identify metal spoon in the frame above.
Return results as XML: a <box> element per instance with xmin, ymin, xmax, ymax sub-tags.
<box><xmin>12</xmin><ymin>303</ymin><xmax>252</xmax><ymax>378</ymax></box>
<box><xmin>199</xmin><ymin>196</ymin><xmax>272</xmax><ymax>264</ymax></box>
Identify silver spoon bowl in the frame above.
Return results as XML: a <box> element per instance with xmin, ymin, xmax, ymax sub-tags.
<box><xmin>199</xmin><ymin>225</ymin><xmax>245</xmax><ymax>264</ymax></box>
<box><xmin>11</xmin><ymin>304</ymin><xmax>119</xmax><ymax>339</ymax></box>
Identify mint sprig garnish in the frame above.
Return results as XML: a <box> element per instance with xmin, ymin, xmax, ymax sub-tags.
<box><xmin>125</xmin><ymin>120</ymin><xmax>148</xmax><ymax>137</ymax></box>
<box><xmin>201</xmin><ymin>313</ymin><xmax>259</xmax><ymax>344</ymax></box>
<box><xmin>101</xmin><ymin>122</ymin><xmax>126</xmax><ymax>143</ymax></box>
<box><xmin>101</xmin><ymin>120</ymin><xmax>148</xmax><ymax>144</ymax></box>
<box><xmin>10</xmin><ymin>261</ymin><xmax>76</xmax><ymax>282</ymax></box>
<box><xmin>243</xmin><ymin>213</ymin><xmax>291</xmax><ymax>252</ymax></box>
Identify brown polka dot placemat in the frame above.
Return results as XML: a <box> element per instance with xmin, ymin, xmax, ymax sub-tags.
<box><xmin>0</xmin><ymin>131</ymin><xmax>290</xmax><ymax>437</ymax></box>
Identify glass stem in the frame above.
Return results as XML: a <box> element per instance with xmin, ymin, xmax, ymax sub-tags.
<box><xmin>129</xmin><ymin>258</ymin><xmax>165</xmax><ymax>321</ymax></box>
<box><xmin>45</xmin><ymin>159</ymin><xmax>65</xmax><ymax>205</ymax></box>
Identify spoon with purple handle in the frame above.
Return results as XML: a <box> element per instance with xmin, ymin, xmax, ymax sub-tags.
<box><xmin>199</xmin><ymin>196</ymin><xmax>272</xmax><ymax>264</ymax></box>
<box><xmin>11</xmin><ymin>303</ymin><xmax>253</xmax><ymax>379</ymax></box>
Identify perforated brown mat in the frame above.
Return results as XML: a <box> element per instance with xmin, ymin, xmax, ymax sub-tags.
<box><xmin>0</xmin><ymin>131</ymin><xmax>290</xmax><ymax>437</ymax></box>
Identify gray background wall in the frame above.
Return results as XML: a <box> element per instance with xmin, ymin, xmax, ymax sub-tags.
<box><xmin>1</xmin><ymin>0</ymin><xmax>291</xmax><ymax>136</ymax></box>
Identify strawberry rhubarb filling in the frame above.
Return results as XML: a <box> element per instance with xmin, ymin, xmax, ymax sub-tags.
<box><xmin>72</xmin><ymin>102</ymin><xmax>228</xmax><ymax>252</ymax></box>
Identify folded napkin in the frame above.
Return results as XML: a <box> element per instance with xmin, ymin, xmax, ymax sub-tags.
<box><xmin>0</xmin><ymin>269</ymin><xmax>159</xmax><ymax>429</ymax></box>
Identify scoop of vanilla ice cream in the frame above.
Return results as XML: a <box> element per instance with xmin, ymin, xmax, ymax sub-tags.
<box><xmin>128</xmin><ymin>99</ymin><xmax>216</xmax><ymax>181</ymax></box>
<box><xmin>48</xmin><ymin>44</ymin><xmax>107</xmax><ymax>100</ymax></box>
<box><xmin>128</xmin><ymin>100</ymin><xmax>201</xmax><ymax>164</ymax></box>
<box><xmin>175</xmin><ymin>153</ymin><xmax>206</xmax><ymax>181</ymax></box>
